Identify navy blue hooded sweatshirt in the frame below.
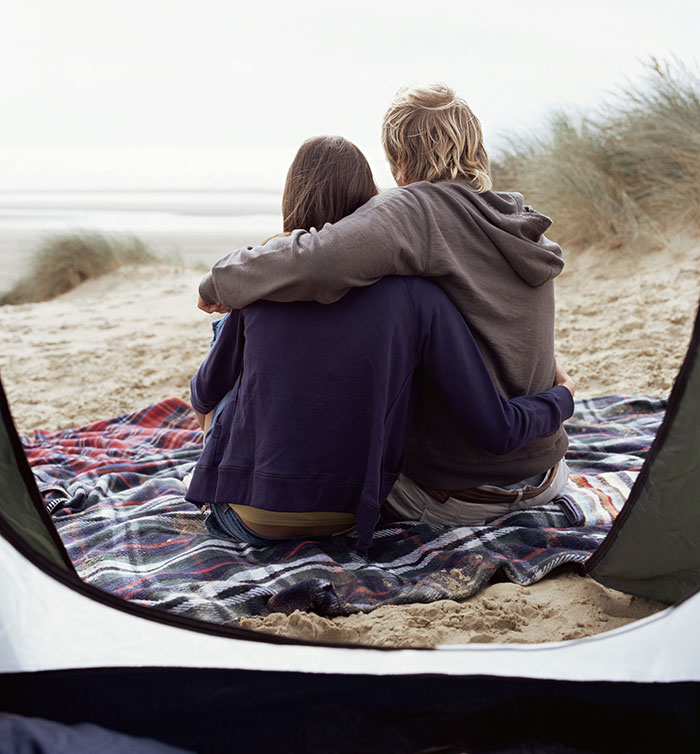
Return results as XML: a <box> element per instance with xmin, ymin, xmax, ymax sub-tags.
<box><xmin>186</xmin><ymin>277</ymin><xmax>573</xmax><ymax>552</ymax></box>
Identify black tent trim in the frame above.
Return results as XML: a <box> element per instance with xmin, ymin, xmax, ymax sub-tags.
<box><xmin>3</xmin><ymin>667</ymin><xmax>698</xmax><ymax>753</ymax></box>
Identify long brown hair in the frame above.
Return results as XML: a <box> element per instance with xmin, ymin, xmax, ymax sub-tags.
<box><xmin>282</xmin><ymin>136</ymin><xmax>379</xmax><ymax>233</ymax></box>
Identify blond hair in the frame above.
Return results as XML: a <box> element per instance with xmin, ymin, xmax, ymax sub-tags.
<box><xmin>381</xmin><ymin>83</ymin><xmax>492</xmax><ymax>192</ymax></box>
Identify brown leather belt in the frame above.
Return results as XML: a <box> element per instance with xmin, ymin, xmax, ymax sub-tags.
<box><xmin>417</xmin><ymin>463</ymin><xmax>558</xmax><ymax>505</ymax></box>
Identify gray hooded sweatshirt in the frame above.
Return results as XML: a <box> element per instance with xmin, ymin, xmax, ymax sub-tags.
<box><xmin>199</xmin><ymin>178</ymin><xmax>567</xmax><ymax>488</ymax></box>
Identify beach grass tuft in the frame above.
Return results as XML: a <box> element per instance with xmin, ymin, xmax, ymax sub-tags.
<box><xmin>491</xmin><ymin>57</ymin><xmax>700</xmax><ymax>250</ymax></box>
<box><xmin>1</xmin><ymin>232</ymin><xmax>156</xmax><ymax>305</ymax></box>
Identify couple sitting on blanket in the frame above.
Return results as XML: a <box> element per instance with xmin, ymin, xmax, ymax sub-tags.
<box><xmin>184</xmin><ymin>84</ymin><xmax>575</xmax><ymax>553</ymax></box>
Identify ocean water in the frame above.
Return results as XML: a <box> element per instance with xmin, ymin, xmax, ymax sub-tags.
<box><xmin>0</xmin><ymin>146</ymin><xmax>394</xmax><ymax>292</ymax></box>
<box><xmin>0</xmin><ymin>189</ymin><xmax>284</xmax><ymax>290</ymax></box>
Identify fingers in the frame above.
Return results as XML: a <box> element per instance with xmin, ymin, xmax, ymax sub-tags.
<box><xmin>563</xmin><ymin>376</ymin><xmax>576</xmax><ymax>398</ymax></box>
<box><xmin>554</xmin><ymin>358</ymin><xmax>568</xmax><ymax>384</ymax></box>
<box><xmin>554</xmin><ymin>359</ymin><xmax>575</xmax><ymax>397</ymax></box>
<box><xmin>197</xmin><ymin>295</ymin><xmax>213</xmax><ymax>313</ymax></box>
<box><xmin>198</xmin><ymin>296</ymin><xmax>230</xmax><ymax>314</ymax></box>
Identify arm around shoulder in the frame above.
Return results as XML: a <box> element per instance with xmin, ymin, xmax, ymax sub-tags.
<box><xmin>200</xmin><ymin>188</ymin><xmax>430</xmax><ymax>309</ymax></box>
<box><xmin>415</xmin><ymin>282</ymin><xmax>574</xmax><ymax>456</ymax></box>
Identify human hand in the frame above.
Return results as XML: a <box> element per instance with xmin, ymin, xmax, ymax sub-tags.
<box><xmin>192</xmin><ymin>406</ymin><xmax>208</xmax><ymax>432</ymax></box>
<box><xmin>198</xmin><ymin>295</ymin><xmax>231</xmax><ymax>315</ymax></box>
<box><xmin>554</xmin><ymin>360</ymin><xmax>575</xmax><ymax>398</ymax></box>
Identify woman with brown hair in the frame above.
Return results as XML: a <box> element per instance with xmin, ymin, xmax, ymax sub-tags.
<box><xmin>282</xmin><ymin>135</ymin><xmax>379</xmax><ymax>233</ymax></box>
<box><xmin>190</xmin><ymin>135</ymin><xmax>379</xmax><ymax>467</ymax></box>
<box><xmin>197</xmin><ymin>135</ymin><xmax>378</xmax><ymax>319</ymax></box>
<box><xmin>186</xmin><ymin>136</ymin><xmax>574</xmax><ymax>553</ymax></box>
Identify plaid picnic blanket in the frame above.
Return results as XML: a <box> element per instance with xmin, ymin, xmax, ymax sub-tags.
<box><xmin>21</xmin><ymin>395</ymin><xmax>665</xmax><ymax>622</ymax></box>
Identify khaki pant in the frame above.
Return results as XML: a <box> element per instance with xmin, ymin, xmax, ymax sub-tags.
<box><xmin>384</xmin><ymin>462</ymin><xmax>570</xmax><ymax>527</ymax></box>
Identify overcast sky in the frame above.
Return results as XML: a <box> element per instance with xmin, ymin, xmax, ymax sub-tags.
<box><xmin>3</xmin><ymin>1</ymin><xmax>698</xmax><ymax>147</ymax></box>
<box><xmin>1</xmin><ymin>0</ymin><xmax>698</xmax><ymax>190</ymax></box>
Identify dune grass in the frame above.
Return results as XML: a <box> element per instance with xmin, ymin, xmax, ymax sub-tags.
<box><xmin>491</xmin><ymin>58</ymin><xmax>700</xmax><ymax>250</ymax></box>
<box><xmin>1</xmin><ymin>233</ymin><xmax>156</xmax><ymax>305</ymax></box>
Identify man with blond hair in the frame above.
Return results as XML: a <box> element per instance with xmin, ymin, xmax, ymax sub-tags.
<box><xmin>197</xmin><ymin>83</ymin><xmax>570</xmax><ymax>527</ymax></box>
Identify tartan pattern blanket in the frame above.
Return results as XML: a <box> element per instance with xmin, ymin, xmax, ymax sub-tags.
<box><xmin>21</xmin><ymin>395</ymin><xmax>665</xmax><ymax>622</ymax></box>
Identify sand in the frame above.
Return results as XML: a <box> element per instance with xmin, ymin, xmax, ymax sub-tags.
<box><xmin>1</xmin><ymin>235</ymin><xmax>698</xmax><ymax>647</ymax></box>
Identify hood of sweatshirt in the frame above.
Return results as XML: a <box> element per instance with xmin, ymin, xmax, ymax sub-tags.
<box><xmin>410</xmin><ymin>180</ymin><xmax>564</xmax><ymax>288</ymax></box>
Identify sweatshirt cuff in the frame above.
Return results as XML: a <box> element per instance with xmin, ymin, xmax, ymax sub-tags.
<box><xmin>198</xmin><ymin>272</ymin><xmax>217</xmax><ymax>304</ymax></box>
<box><xmin>551</xmin><ymin>385</ymin><xmax>575</xmax><ymax>421</ymax></box>
<box><xmin>189</xmin><ymin>376</ymin><xmax>213</xmax><ymax>416</ymax></box>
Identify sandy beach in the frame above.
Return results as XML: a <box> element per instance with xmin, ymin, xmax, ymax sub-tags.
<box><xmin>1</xmin><ymin>233</ymin><xmax>698</xmax><ymax>646</ymax></box>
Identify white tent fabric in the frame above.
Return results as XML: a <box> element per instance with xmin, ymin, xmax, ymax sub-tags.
<box><xmin>2</xmin><ymin>526</ymin><xmax>699</xmax><ymax>683</ymax></box>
